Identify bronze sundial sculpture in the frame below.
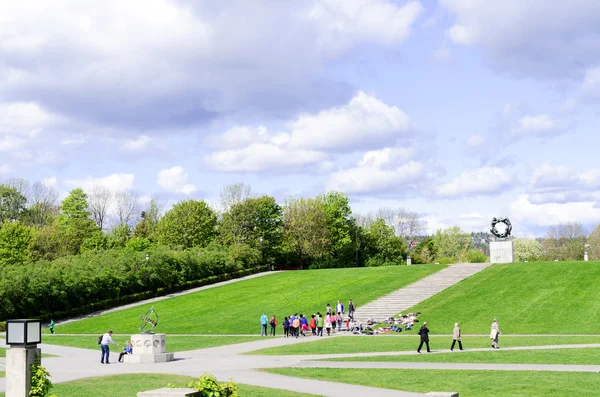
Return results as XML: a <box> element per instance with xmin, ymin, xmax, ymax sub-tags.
<box><xmin>138</xmin><ymin>306</ymin><xmax>159</xmax><ymax>334</ymax></box>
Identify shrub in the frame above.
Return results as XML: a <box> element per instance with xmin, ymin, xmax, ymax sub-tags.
<box><xmin>513</xmin><ymin>238</ymin><xmax>543</xmax><ymax>262</ymax></box>
<box><xmin>467</xmin><ymin>250</ymin><xmax>488</xmax><ymax>263</ymax></box>
<box><xmin>186</xmin><ymin>373</ymin><xmax>239</xmax><ymax>397</ymax></box>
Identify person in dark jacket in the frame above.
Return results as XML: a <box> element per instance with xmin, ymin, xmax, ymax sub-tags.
<box><xmin>283</xmin><ymin>317</ymin><xmax>290</xmax><ymax>338</ymax></box>
<box><xmin>417</xmin><ymin>322</ymin><xmax>431</xmax><ymax>353</ymax></box>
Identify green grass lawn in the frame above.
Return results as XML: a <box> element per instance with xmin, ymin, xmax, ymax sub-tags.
<box><xmin>51</xmin><ymin>265</ymin><xmax>445</xmax><ymax>335</ymax></box>
<box><xmin>0</xmin><ymin>374</ymin><xmax>321</xmax><ymax>397</ymax></box>
<box><xmin>405</xmin><ymin>261</ymin><xmax>600</xmax><ymax>334</ymax></box>
<box><xmin>246</xmin><ymin>335</ymin><xmax>600</xmax><ymax>355</ymax></box>
<box><xmin>0</xmin><ymin>372</ymin><xmax>4</xmax><ymax>378</ymax></box>
<box><xmin>264</xmin><ymin>368</ymin><xmax>600</xmax><ymax>397</ymax></box>
<box><xmin>41</xmin><ymin>334</ymin><xmax>267</xmax><ymax>352</ymax></box>
<box><xmin>0</xmin><ymin>348</ymin><xmax>4</xmax><ymax>357</ymax></box>
<box><xmin>326</xmin><ymin>347</ymin><xmax>600</xmax><ymax>364</ymax></box>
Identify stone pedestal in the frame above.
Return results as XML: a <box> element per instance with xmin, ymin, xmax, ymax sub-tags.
<box><xmin>490</xmin><ymin>241</ymin><xmax>513</xmax><ymax>264</ymax></box>
<box><xmin>6</xmin><ymin>347</ymin><xmax>41</xmax><ymax>397</ymax></box>
<box><xmin>138</xmin><ymin>388</ymin><xmax>200</xmax><ymax>397</ymax></box>
<box><xmin>124</xmin><ymin>334</ymin><xmax>174</xmax><ymax>364</ymax></box>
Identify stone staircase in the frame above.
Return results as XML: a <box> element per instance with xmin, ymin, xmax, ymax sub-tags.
<box><xmin>352</xmin><ymin>263</ymin><xmax>492</xmax><ymax>322</ymax></box>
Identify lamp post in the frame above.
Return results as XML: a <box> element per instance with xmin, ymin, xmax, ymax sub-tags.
<box><xmin>146</xmin><ymin>254</ymin><xmax>150</xmax><ymax>262</ymax></box>
<box><xmin>6</xmin><ymin>319</ymin><xmax>42</xmax><ymax>397</ymax></box>
<box><xmin>406</xmin><ymin>255</ymin><xmax>412</xmax><ymax>266</ymax></box>
<box><xmin>585</xmin><ymin>244</ymin><xmax>590</xmax><ymax>262</ymax></box>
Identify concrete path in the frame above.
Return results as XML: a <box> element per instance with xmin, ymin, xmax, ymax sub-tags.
<box><xmin>3</xmin><ymin>334</ymin><xmax>600</xmax><ymax>396</ymax></box>
<box><xmin>352</xmin><ymin>263</ymin><xmax>492</xmax><ymax>322</ymax></box>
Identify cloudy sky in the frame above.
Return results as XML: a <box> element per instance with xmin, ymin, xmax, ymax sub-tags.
<box><xmin>1</xmin><ymin>0</ymin><xmax>600</xmax><ymax>236</ymax></box>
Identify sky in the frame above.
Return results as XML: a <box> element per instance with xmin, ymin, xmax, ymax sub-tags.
<box><xmin>1</xmin><ymin>0</ymin><xmax>600</xmax><ymax>236</ymax></box>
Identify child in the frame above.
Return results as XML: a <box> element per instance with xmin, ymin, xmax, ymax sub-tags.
<box><xmin>292</xmin><ymin>316</ymin><xmax>300</xmax><ymax>338</ymax></box>
<box><xmin>301</xmin><ymin>314</ymin><xmax>308</xmax><ymax>336</ymax></box>
<box><xmin>269</xmin><ymin>315</ymin><xmax>277</xmax><ymax>336</ymax></box>
<box><xmin>49</xmin><ymin>319</ymin><xmax>55</xmax><ymax>334</ymax></box>
<box><xmin>317</xmin><ymin>313</ymin><xmax>324</xmax><ymax>337</ymax></box>
<box><xmin>336</xmin><ymin>311</ymin><xmax>343</xmax><ymax>331</ymax></box>
<box><xmin>118</xmin><ymin>341</ymin><xmax>133</xmax><ymax>363</ymax></box>
<box><xmin>325</xmin><ymin>314</ymin><xmax>332</xmax><ymax>336</ymax></box>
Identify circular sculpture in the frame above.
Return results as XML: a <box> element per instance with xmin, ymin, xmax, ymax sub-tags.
<box><xmin>490</xmin><ymin>217</ymin><xmax>512</xmax><ymax>239</ymax></box>
<box><xmin>138</xmin><ymin>305</ymin><xmax>159</xmax><ymax>334</ymax></box>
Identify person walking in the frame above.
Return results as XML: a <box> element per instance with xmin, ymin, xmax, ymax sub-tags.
<box><xmin>336</xmin><ymin>300</ymin><xmax>344</xmax><ymax>316</ymax></box>
<box><xmin>269</xmin><ymin>315</ymin><xmax>277</xmax><ymax>336</ymax></box>
<box><xmin>490</xmin><ymin>318</ymin><xmax>500</xmax><ymax>349</ymax></box>
<box><xmin>451</xmin><ymin>323</ymin><xmax>463</xmax><ymax>351</ymax></box>
<box><xmin>326</xmin><ymin>303</ymin><xmax>332</xmax><ymax>316</ymax></box>
<box><xmin>310</xmin><ymin>314</ymin><xmax>317</xmax><ymax>336</ymax></box>
<box><xmin>417</xmin><ymin>322</ymin><xmax>431</xmax><ymax>353</ymax></box>
<box><xmin>292</xmin><ymin>316</ymin><xmax>300</xmax><ymax>338</ymax></box>
<box><xmin>348</xmin><ymin>300</ymin><xmax>355</xmax><ymax>320</ymax></box>
<box><xmin>316</xmin><ymin>313</ymin><xmax>324</xmax><ymax>336</ymax></box>
<box><xmin>100</xmin><ymin>330</ymin><xmax>119</xmax><ymax>364</ymax></box>
<box><xmin>49</xmin><ymin>319</ymin><xmax>55</xmax><ymax>334</ymax></box>
<box><xmin>283</xmin><ymin>317</ymin><xmax>290</xmax><ymax>338</ymax></box>
<box><xmin>325</xmin><ymin>313</ymin><xmax>333</xmax><ymax>336</ymax></box>
<box><xmin>336</xmin><ymin>311</ymin><xmax>343</xmax><ymax>331</ymax></box>
<box><xmin>260</xmin><ymin>313</ymin><xmax>268</xmax><ymax>336</ymax></box>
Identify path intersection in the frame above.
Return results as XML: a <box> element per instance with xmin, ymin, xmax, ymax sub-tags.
<box><xmin>2</xmin><ymin>333</ymin><xmax>600</xmax><ymax>397</ymax></box>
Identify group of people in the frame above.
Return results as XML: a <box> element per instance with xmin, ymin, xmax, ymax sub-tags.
<box><xmin>99</xmin><ymin>330</ymin><xmax>133</xmax><ymax>364</ymax></box>
<box><xmin>260</xmin><ymin>299</ymin><xmax>356</xmax><ymax>337</ymax></box>
<box><xmin>417</xmin><ymin>318</ymin><xmax>501</xmax><ymax>353</ymax></box>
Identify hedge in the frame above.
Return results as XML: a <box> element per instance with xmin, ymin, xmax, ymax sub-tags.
<box><xmin>0</xmin><ymin>243</ymin><xmax>263</xmax><ymax>321</ymax></box>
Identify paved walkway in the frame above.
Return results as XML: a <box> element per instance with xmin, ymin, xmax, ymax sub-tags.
<box><xmin>352</xmin><ymin>263</ymin><xmax>492</xmax><ymax>322</ymax></box>
<box><xmin>2</xmin><ymin>334</ymin><xmax>600</xmax><ymax>396</ymax></box>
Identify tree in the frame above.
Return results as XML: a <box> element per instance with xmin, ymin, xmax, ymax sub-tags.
<box><xmin>219</xmin><ymin>195</ymin><xmax>282</xmax><ymax>265</ymax></box>
<box><xmin>363</xmin><ymin>218</ymin><xmax>407</xmax><ymax>266</ymax></box>
<box><xmin>0</xmin><ymin>184</ymin><xmax>27</xmax><ymax>224</ymax></box>
<box><xmin>513</xmin><ymin>238</ymin><xmax>543</xmax><ymax>262</ymax></box>
<box><xmin>59</xmin><ymin>188</ymin><xmax>92</xmax><ymax>223</ymax></box>
<box><xmin>394</xmin><ymin>208</ymin><xmax>427</xmax><ymax>244</ymax></box>
<box><xmin>542</xmin><ymin>222</ymin><xmax>586</xmax><ymax>261</ymax></box>
<box><xmin>115</xmin><ymin>191</ymin><xmax>139</xmax><ymax>226</ymax></box>
<box><xmin>318</xmin><ymin>191</ymin><xmax>354</xmax><ymax>267</ymax></box>
<box><xmin>282</xmin><ymin>197</ymin><xmax>330</xmax><ymax>269</ymax></box>
<box><xmin>154</xmin><ymin>200</ymin><xmax>218</xmax><ymax>248</ymax></box>
<box><xmin>587</xmin><ymin>224</ymin><xmax>600</xmax><ymax>261</ymax></box>
<box><xmin>22</xmin><ymin>181</ymin><xmax>59</xmax><ymax>227</ymax></box>
<box><xmin>87</xmin><ymin>185</ymin><xmax>112</xmax><ymax>230</ymax></box>
<box><xmin>133</xmin><ymin>197</ymin><xmax>163</xmax><ymax>239</ymax></box>
<box><xmin>413</xmin><ymin>237</ymin><xmax>436</xmax><ymax>264</ymax></box>
<box><xmin>29</xmin><ymin>224</ymin><xmax>63</xmax><ymax>261</ymax></box>
<box><xmin>219</xmin><ymin>183</ymin><xmax>253</xmax><ymax>213</ymax></box>
<box><xmin>57</xmin><ymin>188</ymin><xmax>98</xmax><ymax>255</ymax></box>
<box><xmin>108</xmin><ymin>223</ymin><xmax>131</xmax><ymax>248</ymax></box>
<box><xmin>433</xmin><ymin>226</ymin><xmax>470</xmax><ymax>262</ymax></box>
<box><xmin>0</xmin><ymin>221</ymin><xmax>33</xmax><ymax>266</ymax></box>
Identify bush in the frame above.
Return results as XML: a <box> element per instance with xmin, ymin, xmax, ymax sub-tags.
<box><xmin>513</xmin><ymin>238</ymin><xmax>543</xmax><ymax>262</ymax></box>
<box><xmin>467</xmin><ymin>250</ymin><xmax>488</xmax><ymax>263</ymax></box>
<box><xmin>186</xmin><ymin>373</ymin><xmax>239</xmax><ymax>397</ymax></box>
<box><xmin>0</xmin><ymin>243</ymin><xmax>263</xmax><ymax>322</ymax></box>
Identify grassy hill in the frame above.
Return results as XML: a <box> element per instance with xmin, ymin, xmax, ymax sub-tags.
<box><xmin>54</xmin><ymin>265</ymin><xmax>445</xmax><ymax>335</ymax></box>
<box><xmin>404</xmin><ymin>261</ymin><xmax>600</xmax><ymax>334</ymax></box>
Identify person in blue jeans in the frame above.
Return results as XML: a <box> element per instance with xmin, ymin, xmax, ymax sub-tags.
<box><xmin>100</xmin><ymin>330</ymin><xmax>119</xmax><ymax>364</ymax></box>
<box><xmin>260</xmin><ymin>313</ymin><xmax>268</xmax><ymax>336</ymax></box>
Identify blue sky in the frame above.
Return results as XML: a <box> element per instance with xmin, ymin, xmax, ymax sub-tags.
<box><xmin>1</xmin><ymin>0</ymin><xmax>600</xmax><ymax>236</ymax></box>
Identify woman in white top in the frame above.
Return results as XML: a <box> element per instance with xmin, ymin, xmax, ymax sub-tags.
<box><xmin>490</xmin><ymin>318</ymin><xmax>500</xmax><ymax>349</ymax></box>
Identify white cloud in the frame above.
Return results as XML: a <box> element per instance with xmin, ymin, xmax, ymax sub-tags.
<box><xmin>582</xmin><ymin>66</ymin><xmax>600</xmax><ymax>96</ymax></box>
<box><xmin>423</xmin><ymin>211</ymin><xmax>490</xmax><ymax>234</ymax></box>
<box><xmin>432</xmin><ymin>45</ymin><xmax>451</xmax><ymax>63</ymax></box>
<box><xmin>157</xmin><ymin>166</ymin><xmax>197</xmax><ymax>195</ymax></box>
<box><xmin>510</xmin><ymin>194</ymin><xmax>600</xmax><ymax>227</ymax></box>
<box><xmin>440</xmin><ymin>0</ymin><xmax>600</xmax><ymax>78</ymax></box>
<box><xmin>288</xmin><ymin>91</ymin><xmax>411</xmax><ymax>151</ymax></box>
<box><xmin>307</xmin><ymin>0</ymin><xmax>423</xmax><ymax>50</ymax></box>
<box><xmin>528</xmin><ymin>164</ymin><xmax>600</xmax><ymax>204</ymax></box>
<box><xmin>205</xmin><ymin>143</ymin><xmax>326</xmax><ymax>173</ymax></box>
<box><xmin>65</xmin><ymin>173</ymin><xmax>136</xmax><ymax>192</ymax></box>
<box><xmin>0</xmin><ymin>102</ymin><xmax>61</xmax><ymax>137</ymax></box>
<box><xmin>436</xmin><ymin>167</ymin><xmax>513</xmax><ymax>198</ymax></box>
<box><xmin>60</xmin><ymin>137</ymin><xmax>86</xmax><ymax>146</ymax></box>
<box><xmin>512</xmin><ymin>114</ymin><xmax>559</xmax><ymax>136</ymax></box>
<box><xmin>120</xmin><ymin>135</ymin><xmax>151</xmax><ymax>152</ymax></box>
<box><xmin>466</xmin><ymin>133</ymin><xmax>484</xmax><ymax>147</ymax></box>
<box><xmin>327</xmin><ymin>147</ymin><xmax>425</xmax><ymax>194</ymax></box>
<box><xmin>530</xmin><ymin>164</ymin><xmax>577</xmax><ymax>191</ymax></box>
<box><xmin>205</xmin><ymin>92</ymin><xmax>413</xmax><ymax>172</ymax></box>
<box><xmin>42</xmin><ymin>177</ymin><xmax>57</xmax><ymax>188</ymax></box>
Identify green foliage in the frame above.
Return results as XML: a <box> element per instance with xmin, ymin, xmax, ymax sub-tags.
<box><xmin>29</xmin><ymin>224</ymin><xmax>63</xmax><ymax>262</ymax></box>
<box><xmin>218</xmin><ymin>196</ymin><xmax>282</xmax><ymax>265</ymax></box>
<box><xmin>0</xmin><ymin>184</ymin><xmax>27</xmax><ymax>224</ymax></box>
<box><xmin>513</xmin><ymin>238</ymin><xmax>543</xmax><ymax>262</ymax></box>
<box><xmin>58</xmin><ymin>188</ymin><xmax>91</xmax><ymax>224</ymax></box>
<box><xmin>186</xmin><ymin>373</ymin><xmax>239</xmax><ymax>397</ymax></box>
<box><xmin>282</xmin><ymin>197</ymin><xmax>330</xmax><ymax>269</ymax></box>
<box><xmin>80</xmin><ymin>230</ymin><xmax>108</xmax><ymax>252</ymax></box>
<box><xmin>29</xmin><ymin>353</ymin><xmax>57</xmax><ymax>397</ymax></box>
<box><xmin>362</xmin><ymin>218</ymin><xmax>407</xmax><ymax>266</ymax></box>
<box><xmin>0</xmin><ymin>244</ymin><xmax>262</xmax><ymax>321</ymax></box>
<box><xmin>433</xmin><ymin>226</ymin><xmax>470</xmax><ymax>262</ymax></box>
<box><xmin>154</xmin><ymin>200</ymin><xmax>217</xmax><ymax>248</ymax></box>
<box><xmin>0</xmin><ymin>221</ymin><xmax>33</xmax><ymax>266</ymax></box>
<box><xmin>412</xmin><ymin>237</ymin><xmax>436</xmax><ymax>264</ymax></box>
<box><xmin>317</xmin><ymin>191</ymin><xmax>354</xmax><ymax>267</ymax></box>
<box><xmin>133</xmin><ymin>198</ymin><xmax>162</xmax><ymax>239</ymax></box>
<box><xmin>124</xmin><ymin>237</ymin><xmax>151</xmax><ymax>252</ymax></box>
<box><xmin>467</xmin><ymin>249</ymin><xmax>488</xmax><ymax>263</ymax></box>
<box><xmin>542</xmin><ymin>222</ymin><xmax>587</xmax><ymax>261</ymax></box>
<box><xmin>108</xmin><ymin>223</ymin><xmax>131</xmax><ymax>249</ymax></box>
<box><xmin>588</xmin><ymin>224</ymin><xmax>600</xmax><ymax>261</ymax></box>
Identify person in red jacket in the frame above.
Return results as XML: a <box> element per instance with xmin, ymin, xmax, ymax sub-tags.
<box><xmin>310</xmin><ymin>314</ymin><xmax>317</xmax><ymax>336</ymax></box>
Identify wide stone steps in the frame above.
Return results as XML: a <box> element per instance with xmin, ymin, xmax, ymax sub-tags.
<box><xmin>352</xmin><ymin>263</ymin><xmax>492</xmax><ymax>322</ymax></box>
